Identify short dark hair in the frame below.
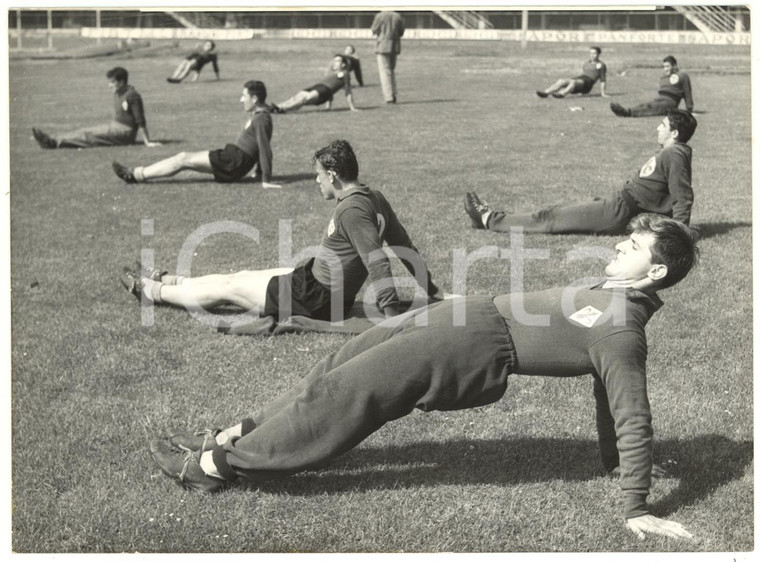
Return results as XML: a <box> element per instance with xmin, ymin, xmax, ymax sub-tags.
<box><xmin>312</xmin><ymin>140</ymin><xmax>359</xmax><ymax>182</ymax></box>
<box><xmin>667</xmin><ymin>109</ymin><xmax>697</xmax><ymax>143</ymax></box>
<box><xmin>244</xmin><ymin>80</ymin><xmax>267</xmax><ymax>103</ymax></box>
<box><xmin>590</xmin><ymin>46</ymin><xmax>601</xmax><ymax>55</ymax></box>
<box><xmin>627</xmin><ymin>214</ymin><xmax>699</xmax><ymax>289</ymax></box>
<box><xmin>663</xmin><ymin>55</ymin><xmax>678</xmax><ymax>66</ymax></box>
<box><xmin>205</xmin><ymin>40</ymin><xmax>215</xmax><ymax>50</ymax></box>
<box><xmin>106</xmin><ymin>67</ymin><xmax>128</xmax><ymax>83</ymax></box>
<box><xmin>344</xmin><ymin>44</ymin><xmax>356</xmax><ymax>55</ymax></box>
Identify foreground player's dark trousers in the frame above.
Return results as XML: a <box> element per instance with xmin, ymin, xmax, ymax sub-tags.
<box><xmin>212</xmin><ymin>296</ymin><xmax>517</xmax><ymax>481</ymax></box>
<box><xmin>486</xmin><ymin>192</ymin><xmax>636</xmax><ymax>235</ymax></box>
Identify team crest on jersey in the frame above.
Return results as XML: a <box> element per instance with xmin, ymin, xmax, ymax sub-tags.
<box><xmin>122</xmin><ymin>100</ymin><xmax>129</xmax><ymax>111</ymax></box>
<box><xmin>245</xmin><ymin>118</ymin><xmax>252</xmax><ymax>129</ymax></box>
<box><xmin>569</xmin><ymin>306</ymin><xmax>604</xmax><ymax>328</ymax></box>
<box><xmin>669</xmin><ymin>74</ymin><xmax>680</xmax><ymax>85</ymax></box>
<box><xmin>639</xmin><ymin>156</ymin><xmax>656</xmax><ymax>178</ymax></box>
<box><xmin>596</xmin><ymin>62</ymin><xmax>602</xmax><ymax>69</ymax></box>
<box><xmin>327</xmin><ymin>219</ymin><xmax>336</xmax><ymax>237</ymax></box>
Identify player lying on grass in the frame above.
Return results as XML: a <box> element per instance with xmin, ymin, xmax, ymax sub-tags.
<box><xmin>32</xmin><ymin>67</ymin><xmax>160</xmax><ymax>149</ymax></box>
<box><xmin>167</xmin><ymin>40</ymin><xmax>219</xmax><ymax>84</ymax></box>
<box><xmin>121</xmin><ymin>140</ymin><xmax>444</xmax><ymax>324</ymax></box>
<box><xmin>536</xmin><ymin>46</ymin><xmax>609</xmax><ymax>99</ymax></box>
<box><xmin>269</xmin><ymin>55</ymin><xmax>358</xmax><ymax>113</ymax></box>
<box><xmin>611</xmin><ymin>55</ymin><xmax>694</xmax><ymax>117</ymax></box>
<box><xmin>150</xmin><ymin>213</ymin><xmax>698</xmax><ymax>541</ymax></box>
<box><xmin>465</xmin><ymin>109</ymin><xmax>696</xmax><ymax>235</ymax></box>
<box><xmin>112</xmin><ymin>80</ymin><xmax>280</xmax><ymax>187</ymax></box>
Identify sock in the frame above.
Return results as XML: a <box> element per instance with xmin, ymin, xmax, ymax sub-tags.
<box><xmin>482</xmin><ymin>210</ymin><xmax>492</xmax><ymax>228</ymax></box>
<box><xmin>219</xmin><ymin>423</ymin><xmax>243</xmax><ymax>444</ymax></box>
<box><xmin>199</xmin><ymin>451</ymin><xmax>225</xmax><ymax>479</ymax></box>
<box><xmin>134</xmin><ymin>166</ymin><xmax>146</xmax><ymax>182</ymax></box>
<box><xmin>161</xmin><ymin>275</ymin><xmax>185</xmax><ymax>286</ymax></box>
<box><xmin>141</xmin><ymin>278</ymin><xmax>163</xmax><ymax>303</ymax></box>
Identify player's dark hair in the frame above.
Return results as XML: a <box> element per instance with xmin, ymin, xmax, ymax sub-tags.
<box><xmin>312</xmin><ymin>140</ymin><xmax>359</xmax><ymax>182</ymax></box>
<box><xmin>666</xmin><ymin>109</ymin><xmax>697</xmax><ymax>143</ymax></box>
<box><xmin>106</xmin><ymin>67</ymin><xmax>128</xmax><ymax>84</ymax></box>
<box><xmin>663</xmin><ymin>55</ymin><xmax>677</xmax><ymax>66</ymax></box>
<box><xmin>244</xmin><ymin>80</ymin><xmax>267</xmax><ymax>103</ymax></box>
<box><xmin>205</xmin><ymin>40</ymin><xmax>215</xmax><ymax>50</ymax></box>
<box><xmin>590</xmin><ymin>46</ymin><xmax>601</xmax><ymax>55</ymax></box>
<box><xmin>627</xmin><ymin>214</ymin><xmax>699</xmax><ymax>289</ymax></box>
<box><xmin>344</xmin><ymin>44</ymin><xmax>356</xmax><ymax>55</ymax></box>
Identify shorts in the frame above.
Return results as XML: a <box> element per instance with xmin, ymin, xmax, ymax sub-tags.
<box><xmin>571</xmin><ymin>75</ymin><xmax>595</xmax><ymax>94</ymax></box>
<box><xmin>208</xmin><ymin>144</ymin><xmax>256</xmax><ymax>183</ymax></box>
<box><xmin>264</xmin><ymin>258</ymin><xmax>341</xmax><ymax>321</ymax></box>
<box><xmin>304</xmin><ymin>83</ymin><xmax>335</xmax><ymax>105</ymax></box>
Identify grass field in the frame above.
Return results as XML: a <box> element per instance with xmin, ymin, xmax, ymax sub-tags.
<box><xmin>9</xmin><ymin>38</ymin><xmax>752</xmax><ymax>553</ymax></box>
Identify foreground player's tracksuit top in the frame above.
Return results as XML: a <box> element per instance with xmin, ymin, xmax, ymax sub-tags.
<box><xmin>495</xmin><ymin>284</ymin><xmax>663</xmax><ymax>519</ymax></box>
<box><xmin>657</xmin><ymin>70</ymin><xmax>693</xmax><ymax>112</ymax></box>
<box><xmin>113</xmin><ymin>85</ymin><xmax>146</xmax><ymax>133</ymax></box>
<box><xmin>233</xmin><ymin>108</ymin><xmax>273</xmax><ymax>183</ymax></box>
<box><xmin>620</xmin><ymin>142</ymin><xmax>693</xmax><ymax>225</ymax></box>
<box><xmin>311</xmin><ymin>185</ymin><xmax>438</xmax><ymax>313</ymax></box>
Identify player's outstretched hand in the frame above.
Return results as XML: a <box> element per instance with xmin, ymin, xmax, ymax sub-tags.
<box><xmin>626</xmin><ymin>515</ymin><xmax>693</xmax><ymax>541</ymax></box>
<box><xmin>145</xmin><ymin>141</ymin><xmax>162</xmax><ymax>147</ymax></box>
<box><xmin>262</xmin><ymin>182</ymin><xmax>283</xmax><ymax>189</ymax></box>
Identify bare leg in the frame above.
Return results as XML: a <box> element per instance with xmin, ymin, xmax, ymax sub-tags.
<box><xmin>541</xmin><ymin>78</ymin><xmax>572</xmax><ymax>95</ymax></box>
<box><xmin>158</xmin><ymin>267</ymin><xmax>294</xmax><ymax>311</ymax></box>
<box><xmin>170</xmin><ymin>60</ymin><xmax>193</xmax><ymax>80</ymax></box>
<box><xmin>556</xmin><ymin>78</ymin><xmax>581</xmax><ymax>97</ymax></box>
<box><xmin>277</xmin><ymin>90</ymin><xmax>320</xmax><ymax>112</ymax></box>
<box><xmin>139</xmin><ymin>151</ymin><xmax>213</xmax><ymax>180</ymax></box>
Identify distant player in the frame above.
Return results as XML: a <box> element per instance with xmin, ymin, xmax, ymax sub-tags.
<box><xmin>536</xmin><ymin>46</ymin><xmax>609</xmax><ymax>99</ymax></box>
<box><xmin>119</xmin><ymin>140</ymin><xmax>443</xmax><ymax>324</ymax></box>
<box><xmin>464</xmin><ymin>109</ymin><xmax>697</xmax><ymax>235</ymax></box>
<box><xmin>112</xmin><ymin>80</ymin><xmax>280</xmax><ymax>187</ymax></box>
<box><xmin>31</xmin><ymin>67</ymin><xmax>160</xmax><ymax>149</ymax></box>
<box><xmin>611</xmin><ymin>55</ymin><xmax>693</xmax><ymax>117</ymax></box>
<box><xmin>343</xmin><ymin>45</ymin><xmax>364</xmax><ymax>86</ymax></box>
<box><xmin>167</xmin><ymin>40</ymin><xmax>220</xmax><ymax>83</ymax></box>
<box><xmin>269</xmin><ymin>55</ymin><xmax>357</xmax><ymax>113</ymax></box>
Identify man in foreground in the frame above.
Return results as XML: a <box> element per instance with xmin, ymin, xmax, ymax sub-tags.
<box><xmin>465</xmin><ymin>109</ymin><xmax>696</xmax><ymax>234</ymax></box>
<box><xmin>611</xmin><ymin>55</ymin><xmax>694</xmax><ymax>117</ymax></box>
<box><xmin>536</xmin><ymin>46</ymin><xmax>609</xmax><ymax>99</ymax></box>
<box><xmin>120</xmin><ymin>140</ymin><xmax>442</xmax><ymax>323</ymax></box>
<box><xmin>112</xmin><ymin>80</ymin><xmax>279</xmax><ymax>187</ymax></box>
<box><xmin>149</xmin><ymin>213</ymin><xmax>698</xmax><ymax>540</ymax></box>
<box><xmin>32</xmin><ymin>67</ymin><xmax>160</xmax><ymax>149</ymax></box>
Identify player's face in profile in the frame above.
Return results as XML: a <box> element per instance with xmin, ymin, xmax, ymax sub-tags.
<box><xmin>662</xmin><ymin>61</ymin><xmax>674</xmax><ymax>75</ymax></box>
<box><xmin>330</xmin><ymin>56</ymin><xmax>345</xmax><ymax>71</ymax></box>
<box><xmin>240</xmin><ymin>88</ymin><xmax>255</xmax><ymax>111</ymax></box>
<box><xmin>657</xmin><ymin>117</ymin><xmax>673</xmax><ymax>145</ymax></box>
<box><xmin>203</xmin><ymin>41</ymin><xmax>214</xmax><ymax>51</ymax></box>
<box><xmin>604</xmin><ymin>231</ymin><xmax>657</xmax><ymax>283</ymax></box>
<box><xmin>315</xmin><ymin>161</ymin><xmax>337</xmax><ymax>200</ymax></box>
<box><xmin>108</xmin><ymin>78</ymin><xmax>122</xmax><ymax>92</ymax></box>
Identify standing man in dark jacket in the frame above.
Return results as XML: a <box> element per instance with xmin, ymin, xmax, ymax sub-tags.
<box><xmin>611</xmin><ymin>55</ymin><xmax>694</xmax><ymax>117</ymax></box>
<box><xmin>371</xmin><ymin>10</ymin><xmax>405</xmax><ymax>104</ymax></box>
<box><xmin>464</xmin><ymin>109</ymin><xmax>697</xmax><ymax>235</ymax></box>
<box><xmin>32</xmin><ymin>67</ymin><xmax>160</xmax><ymax>149</ymax></box>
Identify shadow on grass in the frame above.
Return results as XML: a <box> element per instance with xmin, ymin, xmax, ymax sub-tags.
<box><xmin>692</xmin><ymin>221</ymin><xmax>751</xmax><ymax>240</ymax></box>
<box><xmin>246</xmin><ymin>434</ymin><xmax>752</xmax><ymax>514</ymax></box>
